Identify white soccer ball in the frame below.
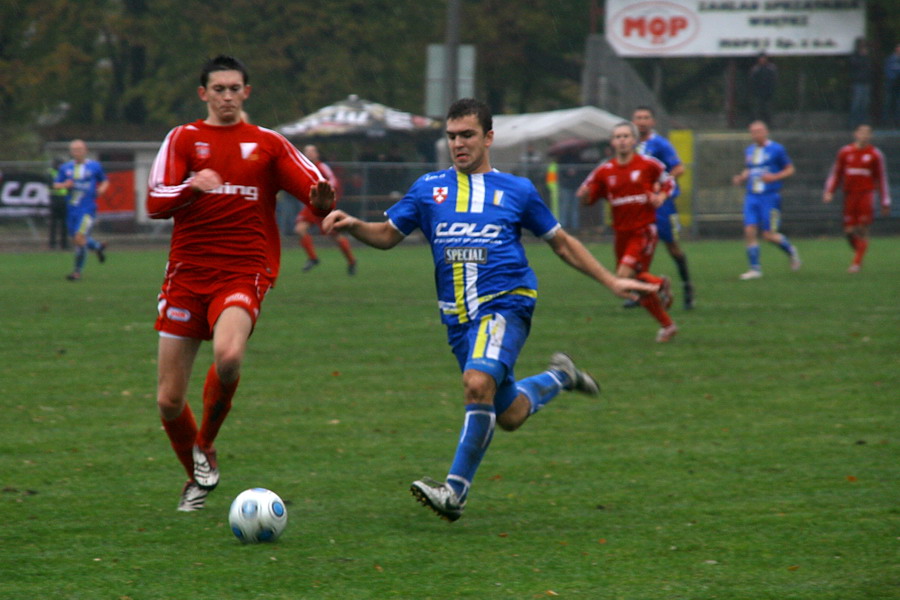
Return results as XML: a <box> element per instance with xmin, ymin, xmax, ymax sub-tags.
<box><xmin>228</xmin><ymin>488</ymin><xmax>288</xmax><ymax>543</ymax></box>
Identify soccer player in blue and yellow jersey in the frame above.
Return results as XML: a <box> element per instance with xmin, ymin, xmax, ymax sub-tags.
<box><xmin>732</xmin><ymin>121</ymin><xmax>801</xmax><ymax>280</ymax></box>
<box><xmin>323</xmin><ymin>98</ymin><xmax>658</xmax><ymax>521</ymax></box>
<box><xmin>53</xmin><ymin>139</ymin><xmax>109</xmax><ymax>280</ymax></box>
<box><xmin>633</xmin><ymin>107</ymin><xmax>694</xmax><ymax>308</ymax></box>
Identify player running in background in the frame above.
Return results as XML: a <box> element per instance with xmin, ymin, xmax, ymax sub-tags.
<box><xmin>632</xmin><ymin>106</ymin><xmax>694</xmax><ymax>309</ymax></box>
<box><xmin>823</xmin><ymin>124</ymin><xmax>891</xmax><ymax>272</ymax></box>
<box><xmin>323</xmin><ymin>98</ymin><xmax>657</xmax><ymax>522</ymax></box>
<box><xmin>577</xmin><ymin>121</ymin><xmax>678</xmax><ymax>343</ymax></box>
<box><xmin>147</xmin><ymin>55</ymin><xmax>334</xmax><ymax>511</ymax></box>
<box><xmin>53</xmin><ymin>139</ymin><xmax>109</xmax><ymax>281</ymax></box>
<box><xmin>294</xmin><ymin>144</ymin><xmax>357</xmax><ymax>274</ymax></box>
<box><xmin>731</xmin><ymin>121</ymin><xmax>801</xmax><ymax>280</ymax></box>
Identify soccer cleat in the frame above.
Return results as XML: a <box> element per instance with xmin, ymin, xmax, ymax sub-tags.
<box><xmin>621</xmin><ymin>298</ymin><xmax>640</xmax><ymax>309</ymax></box>
<box><xmin>302</xmin><ymin>258</ymin><xmax>320</xmax><ymax>272</ymax></box>
<box><xmin>790</xmin><ymin>249</ymin><xmax>802</xmax><ymax>271</ymax></box>
<box><xmin>96</xmin><ymin>243</ymin><xmax>107</xmax><ymax>264</ymax></box>
<box><xmin>410</xmin><ymin>477</ymin><xmax>465</xmax><ymax>522</ymax></box>
<box><xmin>739</xmin><ymin>269</ymin><xmax>763</xmax><ymax>280</ymax></box>
<box><xmin>657</xmin><ymin>275</ymin><xmax>674</xmax><ymax>310</ymax></box>
<box><xmin>177</xmin><ymin>480</ymin><xmax>209</xmax><ymax>512</ymax></box>
<box><xmin>847</xmin><ymin>264</ymin><xmax>861</xmax><ymax>273</ymax></box>
<box><xmin>683</xmin><ymin>282</ymin><xmax>694</xmax><ymax>310</ymax></box>
<box><xmin>192</xmin><ymin>445</ymin><xmax>219</xmax><ymax>490</ymax></box>
<box><xmin>347</xmin><ymin>262</ymin><xmax>357</xmax><ymax>276</ymax></box>
<box><xmin>66</xmin><ymin>272</ymin><xmax>81</xmax><ymax>281</ymax></box>
<box><xmin>656</xmin><ymin>324</ymin><xmax>679</xmax><ymax>343</ymax></box>
<box><xmin>548</xmin><ymin>352</ymin><xmax>600</xmax><ymax>396</ymax></box>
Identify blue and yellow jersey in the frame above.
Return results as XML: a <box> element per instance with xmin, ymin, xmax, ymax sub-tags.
<box><xmin>637</xmin><ymin>131</ymin><xmax>681</xmax><ymax>200</ymax></box>
<box><xmin>55</xmin><ymin>159</ymin><xmax>107</xmax><ymax>214</ymax></box>
<box><xmin>743</xmin><ymin>140</ymin><xmax>791</xmax><ymax>195</ymax></box>
<box><xmin>386</xmin><ymin>168</ymin><xmax>560</xmax><ymax>326</ymax></box>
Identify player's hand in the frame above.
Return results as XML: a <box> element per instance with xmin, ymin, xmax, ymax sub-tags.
<box><xmin>823</xmin><ymin>192</ymin><xmax>833</xmax><ymax>204</ymax></box>
<box><xmin>190</xmin><ymin>168</ymin><xmax>223</xmax><ymax>193</ymax></box>
<box><xmin>321</xmin><ymin>209</ymin><xmax>357</xmax><ymax>235</ymax></box>
<box><xmin>760</xmin><ymin>173</ymin><xmax>778</xmax><ymax>183</ymax></box>
<box><xmin>610</xmin><ymin>276</ymin><xmax>658</xmax><ymax>300</ymax></box>
<box><xmin>310</xmin><ymin>180</ymin><xmax>335</xmax><ymax>213</ymax></box>
<box><xmin>881</xmin><ymin>204</ymin><xmax>891</xmax><ymax>217</ymax></box>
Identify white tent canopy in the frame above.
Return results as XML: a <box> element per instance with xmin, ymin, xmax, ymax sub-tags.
<box><xmin>488</xmin><ymin>106</ymin><xmax>625</xmax><ymax>167</ymax></box>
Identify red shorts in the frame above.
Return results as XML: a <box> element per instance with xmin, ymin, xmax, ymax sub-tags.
<box><xmin>843</xmin><ymin>190</ymin><xmax>874</xmax><ymax>227</ymax></box>
<box><xmin>295</xmin><ymin>205</ymin><xmax>324</xmax><ymax>228</ymax></box>
<box><xmin>155</xmin><ymin>263</ymin><xmax>274</xmax><ymax>340</ymax></box>
<box><xmin>615</xmin><ymin>224</ymin><xmax>658</xmax><ymax>274</ymax></box>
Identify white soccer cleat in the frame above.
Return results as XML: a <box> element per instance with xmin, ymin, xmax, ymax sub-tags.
<box><xmin>192</xmin><ymin>445</ymin><xmax>219</xmax><ymax>490</ymax></box>
<box><xmin>410</xmin><ymin>477</ymin><xmax>465</xmax><ymax>522</ymax></box>
<box><xmin>548</xmin><ymin>352</ymin><xmax>600</xmax><ymax>396</ymax></box>
<box><xmin>847</xmin><ymin>264</ymin><xmax>860</xmax><ymax>273</ymax></box>
<box><xmin>177</xmin><ymin>480</ymin><xmax>209</xmax><ymax>512</ymax></box>
<box><xmin>656</xmin><ymin>324</ymin><xmax>679</xmax><ymax>343</ymax></box>
<box><xmin>790</xmin><ymin>250</ymin><xmax>802</xmax><ymax>271</ymax></box>
<box><xmin>739</xmin><ymin>269</ymin><xmax>763</xmax><ymax>280</ymax></box>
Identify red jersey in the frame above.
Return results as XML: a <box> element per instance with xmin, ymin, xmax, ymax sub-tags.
<box><xmin>581</xmin><ymin>154</ymin><xmax>672</xmax><ymax>232</ymax></box>
<box><xmin>147</xmin><ymin>119</ymin><xmax>324</xmax><ymax>279</ymax></box>
<box><xmin>824</xmin><ymin>143</ymin><xmax>891</xmax><ymax>207</ymax></box>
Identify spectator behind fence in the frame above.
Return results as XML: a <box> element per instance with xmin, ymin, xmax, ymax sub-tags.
<box><xmin>749</xmin><ymin>52</ymin><xmax>777</xmax><ymax>127</ymax></box>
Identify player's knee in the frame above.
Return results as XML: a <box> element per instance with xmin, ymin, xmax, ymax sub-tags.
<box><xmin>213</xmin><ymin>350</ymin><xmax>243</xmax><ymax>384</ymax></box>
<box><xmin>462</xmin><ymin>370</ymin><xmax>494</xmax><ymax>405</ymax></box>
<box><xmin>157</xmin><ymin>393</ymin><xmax>185</xmax><ymax>420</ymax></box>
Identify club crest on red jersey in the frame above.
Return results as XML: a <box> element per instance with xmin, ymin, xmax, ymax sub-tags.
<box><xmin>433</xmin><ymin>186</ymin><xmax>449</xmax><ymax>203</ymax></box>
<box><xmin>194</xmin><ymin>142</ymin><xmax>210</xmax><ymax>160</ymax></box>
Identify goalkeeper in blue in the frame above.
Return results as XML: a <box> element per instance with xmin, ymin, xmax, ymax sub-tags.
<box><xmin>323</xmin><ymin>98</ymin><xmax>658</xmax><ymax>521</ymax></box>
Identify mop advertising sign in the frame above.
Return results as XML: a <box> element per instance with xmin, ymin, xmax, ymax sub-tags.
<box><xmin>606</xmin><ymin>0</ymin><xmax>865</xmax><ymax>57</ymax></box>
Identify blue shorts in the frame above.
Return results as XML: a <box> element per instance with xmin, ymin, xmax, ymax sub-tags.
<box><xmin>655</xmin><ymin>197</ymin><xmax>680</xmax><ymax>244</ymax></box>
<box><xmin>66</xmin><ymin>210</ymin><xmax>95</xmax><ymax>237</ymax></box>
<box><xmin>743</xmin><ymin>193</ymin><xmax>782</xmax><ymax>232</ymax></box>
<box><xmin>446</xmin><ymin>301</ymin><xmax>533</xmax><ymax>412</ymax></box>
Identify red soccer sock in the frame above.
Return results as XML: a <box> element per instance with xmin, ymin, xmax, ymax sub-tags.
<box><xmin>336</xmin><ymin>236</ymin><xmax>356</xmax><ymax>265</ymax></box>
<box><xmin>637</xmin><ymin>272</ymin><xmax>674</xmax><ymax>327</ymax></box>
<box><xmin>196</xmin><ymin>364</ymin><xmax>238</xmax><ymax>450</ymax></box>
<box><xmin>853</xmin><ymin>238</ymin><xmax>868</xmax><ymax>266</ymax></box>
<box><xmin>161</xmin><ymin>404</ymin><xmax>198</xmax><ymax>479</ymax></box>
<box><xmin>300</xmin><ymin>234</ymin><xmax>318</xmax><ymax>261</ymax></box>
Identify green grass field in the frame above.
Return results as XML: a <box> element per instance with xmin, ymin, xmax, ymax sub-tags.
<box><xmin>1</xmin><ymin>237</ymin><xmax>898</xmax><ymax>599</ymax></box>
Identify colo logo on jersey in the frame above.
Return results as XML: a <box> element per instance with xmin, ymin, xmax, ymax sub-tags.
<box><xmin>444</xmin><ymin>247</ymin><xmax>488</xmax><ymax>264</ymax></box>
<box><xmin>435</xmin><ymin>222</ymin><xmax>502</xmax><ymax>238</ymax></box>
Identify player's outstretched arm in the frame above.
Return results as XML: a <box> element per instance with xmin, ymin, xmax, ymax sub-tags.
<box><xmin>545</xmin><ymin>229</ymin><xmax>658</xmax><ymax>300</ymax></box>
<box><xmin>321</xmin><ymin>209</ymin><xmax>404</xmax><ymax>250</ymax></box>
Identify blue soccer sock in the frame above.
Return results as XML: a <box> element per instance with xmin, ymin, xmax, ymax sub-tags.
<box><xmin>86</xmin><ymin>237</ymin><xmax>101</xmax><ymax>251</ymax></box>
<box><xmin>446</xmin><ymin>403</ymin><xmax>496</xmax><ymax>502</ymax></box>
<box><xmin>74</xmin><ymin>246</ymin><xmax>87</xmax><ymax>273</ymax></box>
<box><xmin>777</xmin><ymin>236</ymin><xmax>795</xmax><ymax>256</ymax></box>
<box><xmin>516</xmin><ymin>370</ymin><xmax>567</xmax><ymax>415</ymax></box>
<box><xmin>746</xmin><ymin>244</ymin><xmax>761</xmax><ymax>270</ymax></box>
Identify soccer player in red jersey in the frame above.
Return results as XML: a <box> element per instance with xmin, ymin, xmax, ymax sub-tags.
<box><xmin>823</xmin><ymin>124</ymin><xmax>891</xmax><ymax>272</ymax></box>
<box><xmin>147</xmin><ymin>55</ymin><xmax>334</xmax><ymax>511</ymax></box>
<box><xmin>577</xmin><ymin>122</ymin><xmax>678</xmax><ymax>342</ymax></box>
<box><xmin>294</xmin><ymin>144</ymin><xmax>357</xmax><ymax>274</ymax></box>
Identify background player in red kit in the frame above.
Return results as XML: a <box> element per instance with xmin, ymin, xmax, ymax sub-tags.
<box><xmin>294</xmin><ymin>144</ymin><xmax>357</xmax><ymax>274</ymax></box>
<box><xmin>147</xmin><ymin>55</ymin><xmax>334</xmax><ymax>511</ymax></box>
<box><xmin>823</xmin><ymin>124</ymin><xmax>891</xmax><ymax>272</ymax></box>
<box><xmin>577</xmin><ymin>122</ymin><xmax>678</xmax><ymax>342</ymax></box>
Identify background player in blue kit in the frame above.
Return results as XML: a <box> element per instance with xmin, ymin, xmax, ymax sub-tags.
<box><xmin>731</xmin><ymin>121</ymin><xmax>801</xmax><ymax>280</ymax></box>
<box><xmin>632</xmin><ymin>106</ymin><xmax>694</xmax><ymax>309</ymax></box>
<box><xmin>323</xmin><ymin>98</ymin><xmax>658</xmax><ymax>521</ymax></box>
<box><xmin>53</xmin><ymin>139</ymin><xmax>109</xmax><ymax>281</ymax></box>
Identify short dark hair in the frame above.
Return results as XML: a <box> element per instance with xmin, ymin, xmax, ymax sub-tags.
<box><xmin>633</xmin><ymin>105</ymin><xmax>655</xmax><ymax>117</ymax></box>
<box><xmin>200</xmin><ymin>55</ymin><xmax>249</xmax><ymax>87</ymax></box>
<box><xmin>447</xmin><ymin>98</ymin><xmax>492</xmax><ymax>134</ymax></box>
